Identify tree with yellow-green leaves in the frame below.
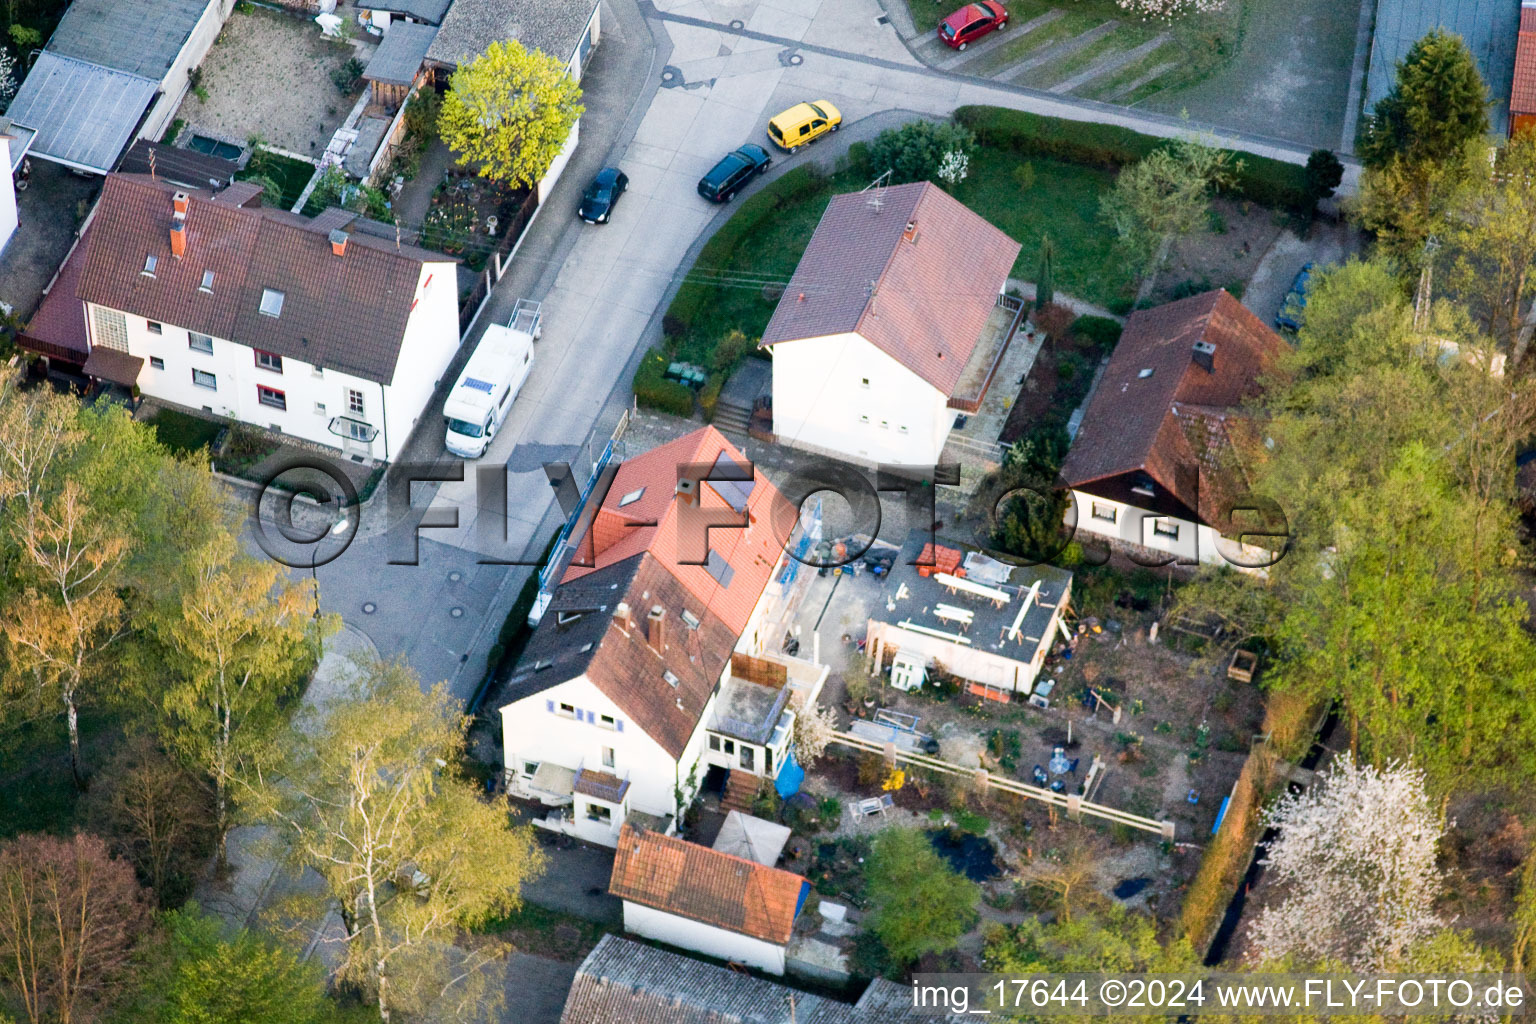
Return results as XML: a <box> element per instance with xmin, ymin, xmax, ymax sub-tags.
<box><xmin>260</xmin><ymin>656</ymin><xmax>543</xmax><ymax>1024</ymax></box>
<box><xmin>439</xmin><ymin>40</ymin><xmax>584</xmax><ymax>189</ymax></box>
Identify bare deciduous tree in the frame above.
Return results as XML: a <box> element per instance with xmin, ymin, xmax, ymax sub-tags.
<box><xmin>0</xmin><ymin>833</ymin><xmax>149</xmax><ymax>1024</ymax></box>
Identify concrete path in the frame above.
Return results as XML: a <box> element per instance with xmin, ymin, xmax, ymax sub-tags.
<box><xmin>1049</xmin><ymin>33</ymin><xmax>1168</xmax><ymax>95</ymax></box>
<box><xmin>1240</xmin><ymin>220</ymin><xmax>1358</xmax><ymax>329</ymax></box>
<box><xmin>1005</xmin><ymin>278</ymin><xmax>1122</xmax><ymax>322</ymax></box>
<box><xmin>392</xmin><ymin>140</ymin><xmax>459</xmax><ymax>231</ymax></box>
<box><xmin>1006</xmin><ymin>21</ymin><xmax>1118</xmax><ymax>83</ymax></box>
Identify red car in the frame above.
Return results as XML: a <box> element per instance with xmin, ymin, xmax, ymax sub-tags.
<box><xmin>938</xmin><ymin>1</ymin><xmax>1008</xmax><ymax>49</ymax></box>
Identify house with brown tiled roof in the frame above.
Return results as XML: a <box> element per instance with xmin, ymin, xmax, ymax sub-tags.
<box><xmin>608</xmin><ymin>824</ymin><xmax>808</xmax><ymax>974</ymax></box>
<box><xmin>1514</xmin><ymin>1</ymin><xmax>1536</xmax><ymax>136</ymax></box>
<box><xmin>497</xmin><ymin>426</ymin><xmax>829</xmax><ymax>847</ymax></box>
<box><xmin>71</xmin><ymin>173</ymin><xmax>459</xmax><ymax>461</ymax></box>
<box><xmin>759</xmin><ymin>181</ymin><xmax>1022</xmax><ymax>468</ymax></box>
<box><xmin>1059</xmin><ymin>289</ymin><xmax>1287</xmax><ymax>568</ymax></box>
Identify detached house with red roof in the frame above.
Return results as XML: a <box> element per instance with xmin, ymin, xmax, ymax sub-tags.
<box><xmin>1059</xmin><ymin>290</ymin><xmax>1287</xmax><ymax>567</ymax></box>
<box><xmin>608</xmin><ymin>824</ymin><xmax>809</xmax><ymax>974</ymax></box>
<box><xmin>759</xmin><ymin>181</ymin><xmax>1021</xmax><ymax>467</ymax></box>
<box><xmin>498</xmin><ymin>426</ymin><xmax>828</xmax><ymax>847</ymax></box>
<box><xmin>73</xmin><ymin>174</ymin><xmax>460</xmax><ymax>462</ymax></box>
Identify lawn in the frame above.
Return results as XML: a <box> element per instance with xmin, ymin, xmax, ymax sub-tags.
<box><xmin>662</xmin><ymin>146</ymin><xmax>1130</xmax><ymax>373</ymax></box>
<box><xmin>148</xmin><ymin>407</ymin><xmax>223</xmax><ymax>455</ymax></box>
<box><xmin>239</xmin><ymin>147</ymin><xmax>317</xmax><ymax>210</ymax></box>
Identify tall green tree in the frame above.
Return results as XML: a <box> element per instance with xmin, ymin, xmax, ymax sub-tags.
<box><xmin>1036</xmin><ymin>233</ymin><xmax>1056</xmax><ymax>309</ymax></box>
<box><xmin>863</xmin><ymin>827</ymin><xmax>978</xmax><ymax>965</ymax></box>
<box><xmin>154</xmin><ymin>907</ymin><xmax>329</xmax><ymax>1024</ymax></box>
<box><xmin>149</xmin><ymin>535</ymin><xmax>315</xmax><ymax>868</ymax></box>
<box><xmin>262</xmin><ymin>657</ymin><xmax>544</xmax><ymax>1023</ymax></box>
<box><xmin>1359</xmin><ymin>29</ymin><xmax>1489</xmax><ymax>170</ymax></box>
<box><xmin>439</xmin><ymin>40</ymin><xmax>584</xmax><ymax>189</ymax></box>
<box><xmin>1442</xmin><ymin>131</ymin><xmax>1536</xmax><ymax>357</ymax></box>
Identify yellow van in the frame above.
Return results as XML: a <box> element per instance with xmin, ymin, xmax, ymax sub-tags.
<box><xmin>767</xmin><ymin>101</ymin><xmax>842</xmax><ymax>152</ymax></box>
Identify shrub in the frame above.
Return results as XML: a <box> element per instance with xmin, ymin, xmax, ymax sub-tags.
<box><xmin>1106</xmin><ymin>296</ymin><xmax>1135</xmax><ymax>315</ymax></box>
<box><xmin>1011</xmin><ymin>161</ymin><xmax>1036</xmax><ymax>190</ymax></box>
<box><xmin>331</xmin><ymin>56</ymin><xmax>366</xmax><ymax>93</ymax></box>
<box><xmin>698</xmin><ymin>375</ymin><xmax>724</xmax><ymax>422</ymax></box>
<box><xmin>953</xmin><ymin>106</ymin><xmax>1311</xmax><ymax>211</ymax></box>
<box><xmin>632</xmin><ymin>348</ymin><xmax>695</xmax><ymax>416</ymax></box>
<box><xmin>8</xmin><ymin>24</ymin><xmax>41</xmax><ymax>49</ymax></box>
<box><xmin>1032</xmin><ymin>301</ymin><xmax>1075</xmax><ymax>339</ymax></box>
<box><xmin>1169</xmin><ymin>276</ymin><xmax>1213</xmax><ymax>301</ymax></box>
<box><xmin>845</xmin><ymin>140</ymin><xmax>871</xmax><ymax>177</ymax></box>
<box><xmin>867</xmin><ymin>119</ymin><xmax>977</xmax><ymax>186</ymax></box>
<box><xmin>402</xmin><ymin>88</ymin><xmax>443</xmax><ymax>152</ymax></box>
<box><xmin>1070</xmin><ymin>315</ymin><xmax>1122</xmax><ymax>351</ymax></box>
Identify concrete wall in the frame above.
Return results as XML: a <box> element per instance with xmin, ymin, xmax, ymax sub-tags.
<box><xmin>769</xmin><ymin>332</ymin><xmax>951</xmax><ymax>467</ymax></box>
<box><xmin>622</xmin><ymin>902</ymin><xmax>787</xmax><ymax>975</ymax></box>
<box><xmin>0</xmin><ymin>136</ymin><xmax>17</xmax><ymax>259</ymax></box>
<box><xmin>866</xmin><ymin>618</ymin><xmax>1049</xmax><ymax>694</ymax></box>
<box><xmin>141</xmin><ymin>0</ymin><xmax>230</xmax><ymax>143</ymax></box>
<box><xmin>90</xmin><ymin>258</ymin><xmax>455</xmax><ymax>461</ymax></box>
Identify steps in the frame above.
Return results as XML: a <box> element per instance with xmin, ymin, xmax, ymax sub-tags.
<box><xmin>713</xmin><ymin>397</ymin><xmax>752</xmax><ymax>436</ymax></box>
<box><xmin>722</xmin><ymin>770</ymin><xmax>759</xmax><ymax>813</ymax></box>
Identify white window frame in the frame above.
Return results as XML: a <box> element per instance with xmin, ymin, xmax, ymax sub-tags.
<box><xmin>259</xmin><ymin>288</ymin><xmax>285</xmax><ymax>317</ymax></box>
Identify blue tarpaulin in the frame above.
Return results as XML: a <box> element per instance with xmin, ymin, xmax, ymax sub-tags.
<box><xmin>775</xmin><ymin>747</ymin><xmax>805</xmax><ymax>798</ymax></box>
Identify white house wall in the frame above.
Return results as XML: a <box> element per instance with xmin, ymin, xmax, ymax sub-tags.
<box><xmin>867</xmin><ymin>619</ymin><xmax>1048</xmax><ymax>694</ymax></box>
<box><xmin>1068</xmin><ymin>491</ymin><xmax>1215</xmax><ymax>566</ymax></box>
<box><xmin>0</xmin><ymin>136</ymin><xmax>17</xmax><ymax>258</ymax></box>
<box><xmin>769</xmin><ymin>332</ymin><xmax>952</xmax><ymax>467</ymax></box>
<box><xmin>501</xmin><ymin>675</ymin><xmax>692</xmax><ymax>821</ymax></box>
<box><xmin>622</xmin><ymin>902</ymin><xmax>787</xmax><ymax>975</ymax></box>
<box><xmin>383</xmin><ymin>260</ymin><xmax>462</xmax><ymax>456</ymax></box>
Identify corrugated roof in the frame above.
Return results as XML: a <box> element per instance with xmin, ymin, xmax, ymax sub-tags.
<box><xmin>364</xmin><ymin>20</ymin><xmax>437</xmax><ymax>84</ymax></box>
<box><xmin>759</xmin><ymin>182</ymin><xmax>1020</xmax><ymax>396</ymax></box>
<box><xmin>1367</xmin><ymin>0</ymin><xmax>1515</xmax><ymax>134</ymax></box>
<box><xmin>609</xmin><ymin>825</ymin><xmax>806</xmax><ymax>945</ymax></box>
<box><xmin>1059</xmin><ymin>290</ymin><xmax>1285</xmax><ymax>525</ymax></box>
<box><xmin>426</xmin><ymin>0</ymin><xmax>597</xmax><ymax>67</ymax></box>
<box><xmin>76</xmin><ymin>174</ymin><xmax>454</xmax><ymax>385</ymax></box>
<box><xmin>47</xmin><ymin>0</ymin><xmax>212</xmax><ymax>79</ymax></box>
<box><xmin>559</xmin><ymin>935</ymin><xmax>945</xmax><ymax>1024</ymax></box>
<box><xmin>7</xmin><ymin>53</ymin><xmax>160</xmax><ymax>173</ymax></box>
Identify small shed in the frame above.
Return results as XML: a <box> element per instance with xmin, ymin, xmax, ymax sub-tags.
<box><xmin>362</xmin><ymin>20</ymin><xmax>437</xmax><ymax>110</ymax></box>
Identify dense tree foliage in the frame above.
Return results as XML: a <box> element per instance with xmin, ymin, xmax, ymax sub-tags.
<box><xmin>1359</xmin><ymin>30</ymin><xmax>1488</xmax><ymax>171</ymax></box>
<box><xmin>863</xmin><ymin>827</ymin><xmax>979</xmax><ymax>965</ymax></box>
<box><xmin>439</xmin><ymin>40</ymin><xmax>584</xmax><ymax>189</ymax></box>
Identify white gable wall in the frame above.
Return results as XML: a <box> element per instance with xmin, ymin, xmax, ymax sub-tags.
<box><xmin>382</xmin><ymin>260</ymin><xmax>461</xmax><ymax>457</ymax></box>
<box><xmin>0</xmin><ymin>135</ymin><xmax>17</xmax><ymax>258</ymax></box>
<box><xmin>1067</xmin><ymin>490</ymin><xmax>1213</xmax><ymax>565</ymax></box>
<box><xmin>621</xmin><ymin>901</ymin><xmax>787</xmax><ymax>975</ymax></box>
<box><xmin>769</xmin><ymin>332</ymin><xmax>952</xmax><ymax>467</ymax></box>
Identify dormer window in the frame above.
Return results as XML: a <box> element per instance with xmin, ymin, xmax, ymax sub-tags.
<box><xmin>259</xmin><ymin>288</ymin><xmax>284</xmax><ymax>318</ymax></box>
<box><xmin>141</xmin><ymin>255</ymin><xmax>157</xmax><ymax>277</ymax></box>
<box><xmin>200</xmin><ymin>270</ymin><xmax>215</xmax><ymax>293</ymax></box>
<box><xmin>1131</xmin><ymin>474</ymin><xmax>1156</xmax><ymax>498</ymax></box>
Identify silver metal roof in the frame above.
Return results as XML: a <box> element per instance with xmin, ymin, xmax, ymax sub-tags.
<box><xmin>48</xmin><ymin>0</ymin><xmax>213</xmax><ymax>80</ymax></box>
<box><xmin>6</xmin><ymin>53</ymin><xmax>159</xmax><ymax>173</ymax></box>
<box><xmin>1366</xmin><ymin>0</ymin><xmax>1516</xmax><ymax>135</ymax></box>
<box><xmin>363</xmin><ymin>20</ymin><xmax>437</xmax><ymax>85</ymax></box>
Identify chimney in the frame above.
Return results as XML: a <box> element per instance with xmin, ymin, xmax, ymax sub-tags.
<box><xmin>329</xmin><ymin>228</ymin><xmax>349</xmax><ymax>257</ymax></box>
<box><xmin>674</xmin><ymin>476</ymin><xmax>696</xmax><ymax>506</ymax></box>
<box><xmin>902</xmin><ymin>219</ymin><xmax>918</xmax><ymax>243</ymax></box>
<box><xmin>612</xmin><ymin>601</ymin><xmax>632</xmax><ymax>631</ymax></box>
<box><xmin>646</xmin><ymin>606</ymin><xmax>667</xmax><ymax>653</ymax></box>
<box><xmin>1192</xmin><ymin>340</ymin><xmax>1217</xmax><ymax>374</ymax></box>
<box><xmin>172</xmin><ymin>191</ymin><xmax>189</xmax><ymax>217</ymax></box>
<box><xmin>170</xmin><ymin>219</ymin><xmax>187</xmax><ymax>259</ymax></box>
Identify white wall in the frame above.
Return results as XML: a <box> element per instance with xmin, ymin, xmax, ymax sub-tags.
<box><xmin>866</xmin><ymin>619</ymin><xmax>1048</xmax><ymax>694</ymax></box>
<box><xmin>537</xmin><ymin>118</ymin><xmax>579</xmax><ymax>205</ymax></box>
<box><xmin>769</xmin><ymin>332</ymin><xmax>951</xmax><ymax>467</ymax></box>
<box><xmin>622</xmin><ymin>902</ymin><xmax>787</xmax><ymax>975</ymax></box>
<box><xmin>0</xmin><ymin>135</ymin><xmax>17</xmax><ymax>259</ymax></box>
<box><xmin>91</xmin><ymin>257</ymin><xmax>455</xmax><ymax>462</ymax></box>
<box><xmin>501</xmin><ymin>675</ymin><xmax>689</xmax><ymax>821</ymax></box>
<box><xmin>140</xmin><ymin>0</ymin><xmax>229</xmax><ymax>143</ymax></box>
<box><xmin>1067</xmin><ymin>490</ymin><xmax>1213</xmax><ymax>566</ymax></box>
<box><xmin>383</xmin><ymin>260</ymin><xmax>461</xmax><ymax>457</ymax></box>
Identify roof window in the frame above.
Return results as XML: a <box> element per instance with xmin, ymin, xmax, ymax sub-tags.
<box><xmin>619</xmin><ymin>487</ymin><xmax>645</xmax><ymax>507</ymax></box>
<box><xmin>141</xmin><ymin>255</ymin><xmax>157</xmax><ymax>277</ymax></box>
<box><xmin>1137</xmin><ymin>368</ymin><xmax>1154</xmax><ymax>379</ymax></box>
<box><xmin>259</xmin><ymin>288</ymin><xmax>285</xmax><ymax>318</ymax></box>
<box><xmin>663</xmin><ymin>670</ymin><xmax>680</xmax><ymax>688</ymax></box>
<box><xmin>200</xmin><ymin>270</ymin><xmax>215</xmax><ymax>293</ymax></box>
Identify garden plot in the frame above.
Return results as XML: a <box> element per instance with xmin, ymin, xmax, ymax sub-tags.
<box><xmin>176</xmin><ymin>6</ymin><xmax>371</xmax><ymax>158</ymax></box>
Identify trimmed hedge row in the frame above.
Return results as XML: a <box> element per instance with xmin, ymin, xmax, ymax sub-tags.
<box><xmin>666</xmin><ymin>165</ymin><xmax>827</xmax><ymax>333</ymax></box>
<box><xmin>953</xmin><ymin>106</ymin><xmax>1312</xmax><ymax>213</ymax></box>
<box><xmin>633</xmin><ymin>348</ymin><xmax>696</xmax><ymax>416</ymax></box>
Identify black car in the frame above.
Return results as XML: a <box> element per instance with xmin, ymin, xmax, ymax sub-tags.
<box><xmin>578</xmin><ymin>167</ymin><xmax>628</xmax><ymax>223</ymax></box>
<box><xmin>696</xmin><ymin>144</ymin><xmax>771</xmax><ymax>203</ymax></box>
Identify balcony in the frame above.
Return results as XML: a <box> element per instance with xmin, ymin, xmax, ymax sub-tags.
<box><xmin>947</xmin><ymin>293</ymin><xmax>1026</xmax><ymax>414</ymax></box>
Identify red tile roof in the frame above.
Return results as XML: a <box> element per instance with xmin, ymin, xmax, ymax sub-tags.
<box><xmin>759</xmin><ymin>181</ymin><xmax>1021</xmax><ymax>396</ymax></box>
<box><xmin>23</xmin><ymin>229</ymin><xmax>91</xmax><ymax>356</ymax></box>
<box><xmin>1515</xmin><ymin>7</ymin><xmax>1536</xmax><ymax>116</ymax></box>
<box><xmin>75</xmin><ymin>174</ymin><xmax>453</xmax><ymax>385</ymax></box>
<box><xmin>609</xmin><ymin>824</ymin><xmax>806</xmax><ymax>944</ymax></box>
<box><xmin>1060</xmin><ymin>290</ymin><xmax>1286</xmax><ymax>526</ymax></box>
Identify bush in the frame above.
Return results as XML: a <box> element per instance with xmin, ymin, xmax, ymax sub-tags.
<box><xmin>953</xmin><ymin>106</ymin><xmax>1312</xmax><ymax>211</ymax></box>
<box><xmin>666</xmin><ymin>165</ymin><xmax>824</xmax><ymax>333</ymax></box>
<box><xmin>867</xmin><ymin>119</ymin><xmax>977</xmax><ymax>186</ymax></box>
<box><xmin>1168</xmin><ymin>276</ymin><xmax>1213</xmax><ymax>301</ymax></box>
<box><xmin>1106</xmin><ymin>296</ymin><xmax>1135</xmax><ymax>315</ymax></box>
<box><xmin>844</xmin><ymin>140</ymin><xmax>871</xmax><ymax>177</ymax></box>
<box><xmin>403</xmin><ymin>88</ymin><xmax>443</xmax><ymax>152</ymax></box>
<box><xmin>633</xmin><ymin>348</ymin><xmax>695</xmax><ymax>416</ymax></box>
<box><xmin>1070</xmin><ymin>315</ymin><xmax>1122</xmax><ymax>351</ymax></box>
<box><xmin>1032</xmin><ymin>301</ymin><xmax>1075</xmax><ymax>339</ymax></box>
<box><xmin>698</xmin><ymin>375</ymin><xmax>724</xmax><ymax>422</ymax></box>
<box><xmin>331</xmin><ymin>56</ymin><xmax>366</xmax><ymax>93</ymax></box>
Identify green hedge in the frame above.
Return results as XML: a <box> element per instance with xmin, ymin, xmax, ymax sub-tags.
<box><xmin>953</xmin><ymin>106</ymin><xmax>1311</xmax><ymax>212</ymax></box>
<box><xmin>1070</xmin><ymin>315</ymin><xmax>1122</xmax><ymax>352</ymax></box>
<box><xmin>666</xmin><ymin>165</ymin><xmax>826</xmax><ymax>334</ymax></box>
<box><xmin>633</xmin><ymin>348</ymin><xmax>695</xmax><ymax>416</ymax></box>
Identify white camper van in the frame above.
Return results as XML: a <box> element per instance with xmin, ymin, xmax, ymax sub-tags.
<box><xmin>443</xmin><ymin>300</ymin><xmax>540</xmax><ymax>458</ymax></box>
